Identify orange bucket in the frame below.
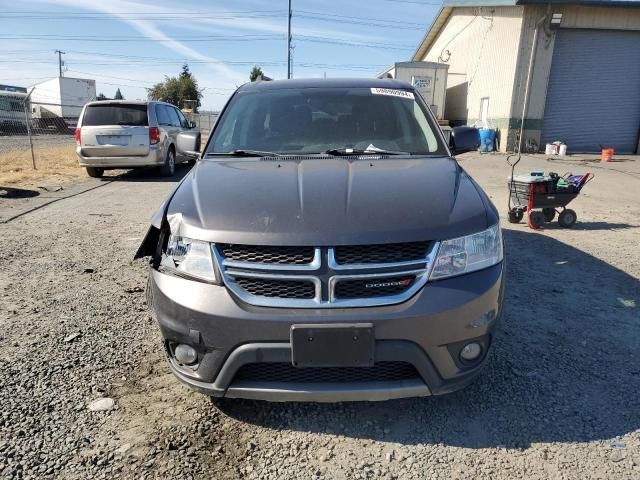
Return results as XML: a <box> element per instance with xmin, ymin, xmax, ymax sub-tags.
<box><xmin>601</xmin><ymin>148</ymin><xmax>614</xmax><ymax>163</ymax></box>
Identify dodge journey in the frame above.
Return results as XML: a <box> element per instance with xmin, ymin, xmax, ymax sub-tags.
<box><xmin>136</xmin><ymin>78</ymin><xmax>504</xmax><ymax>402</ymax></box>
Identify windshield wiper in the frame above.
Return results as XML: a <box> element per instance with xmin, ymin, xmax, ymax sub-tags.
<box><xmin>204</xmin><ymin>149</ymin><xmax>282</xmax><ymax>158</ymax></box>
<box><xmin>324</xmin><ymin>148</ymin><xmax>409</xmax><ymax>156</ymax></box>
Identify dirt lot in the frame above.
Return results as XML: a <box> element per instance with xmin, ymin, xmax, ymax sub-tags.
<box><xmin>0</xmin><ymin>153</ymin><xmax>638</xmax><ymax>479</ymax></box>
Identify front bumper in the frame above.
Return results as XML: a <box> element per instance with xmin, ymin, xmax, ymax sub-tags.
<box><xmin>149</xmin><ymin>262</ymin><xmax>504</xmax><ymax>402</ymax></box>
<box><xmin>76</xmin><ymin>146</ymin><xmax>163</xmax><ymax>168</ymax></box>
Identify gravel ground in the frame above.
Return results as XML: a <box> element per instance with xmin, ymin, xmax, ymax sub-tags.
<box><xmin>1</xmin><ymin>153</ymin><xmax>639</xmax><ymax>479</ymax></box>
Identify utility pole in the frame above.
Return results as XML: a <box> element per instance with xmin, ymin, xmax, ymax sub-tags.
<box><xmin>287</xmin><ymin>0</ymin><xmax>292</xmax><ymax>79</ymax></box>
<box><xmin>55</xmin><ymin>50</ymin><xmax>65</xmax><ymax>78</ymax></box>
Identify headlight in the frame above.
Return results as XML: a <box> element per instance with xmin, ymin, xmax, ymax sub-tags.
<box><xmin>160</xmin><ymin>235</ymin><xmax>219</xmax><ymax>283</ymax></box>
<box><xmin>430</xmin><ymin>225</ymin><xmax>503</xmax><ymax>280</ymax></box>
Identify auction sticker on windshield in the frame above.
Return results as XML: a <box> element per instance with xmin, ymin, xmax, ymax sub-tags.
<box><xmin>370</xmin><ymin>88</ymin><xmax>415</xmax><ymax>100</ymax></box>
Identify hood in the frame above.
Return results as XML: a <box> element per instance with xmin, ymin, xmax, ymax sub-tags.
<box><xmin>166</xmin><ymin>157</ymin><xmax>489</xmax><ymax>245</ymax></box>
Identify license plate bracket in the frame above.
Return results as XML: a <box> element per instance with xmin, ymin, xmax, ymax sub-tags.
<box><xmin>97</xmin><ymin>135</ymin><xmax>129</xmax><ymax>146</ymax></box>
<box><xmin>291</xmin><ymin>323</ymin><xmax>374</xmax><ymax>368</ymax></box>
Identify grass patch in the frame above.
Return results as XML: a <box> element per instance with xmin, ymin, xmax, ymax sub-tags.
<box><xmin>0</xmin><ymin>144</ymin><xmax>85</xmax><ymax>187</ymax></box>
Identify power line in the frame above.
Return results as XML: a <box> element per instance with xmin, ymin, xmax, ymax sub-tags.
<box><xmin>66</xmin><ymin>70</ymin><xmax>237</xmax><ymax>91</ymax></box>
<box><xmin>1</xmin><ymin>10</ymin><xmax>426</xmax><ymax>29</ymax></box>
<box><xmin>296</xmin><ymin>10</ymin><xmax>424</xmax><ymax>27</ymax></box>
<box><xmin>0</xmin><ymin>34</ymin><xmax>414</xmax><ymax>50</ymax></box>
<box><xmin>0</xmin><ymin>33</ymin><xmax>283</xmax><ymax>42</ymax></box>
<box><xmin>294</xmin><ymin>12</ymin><xmax>424</xmax><ymax>29</ymax></box>
<box><xmin>57</xmin><ymin>72</ymin><xmax>234</xmax><ymax>95</ymax></box>
<box><xmin>0</xmin><ymin>49</ymin><xmax>53</xmax><ymax>54</ymax></box>
<box><xmin>0</xmin><ymin>9</ymin><xmax>284</xmax><ymax>18</ymax></box>
<box><xmin>0</xmin><ymin>76</ymin><xmax>55</xmax><ymax>81</ymax></box>
<box><xmin>0</xmin><ymin>48</ymin><xmax>391</xmax><ymax>67</ymax></box>
<box><xmin>1</xmin><ymin>8</ymin><xmax>427</xmax><ymax>24</ymax></box>
<box><xmin>0</xmin><ymin>9</ymin><xmax>284</xmax><ymax>14</ymax></box>
<box><xmin>296</xmin><ymin>35</ymin><xmax>414</xmax><ymax>50</ymax></box>
<box><xmin>0</xmin><ymin>50</ymin><xmax>284</xmax><ymax>63</ymax></box>
<box><xmin>1</xmin><ymin>57</ymin><xmax>387</xmax><ymax>72</ymax></box>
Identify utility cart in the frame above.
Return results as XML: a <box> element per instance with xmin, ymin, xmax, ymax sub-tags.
<box><xmin>506</xmin><ymin>155</ymin><xmax>594</xmax><ymax>229</ymax></box>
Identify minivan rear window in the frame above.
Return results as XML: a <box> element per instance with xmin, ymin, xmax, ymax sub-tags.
<box><xmin>82</xmin><ymin>104</ymin><xmax>148</xmax><ymax>126</ymax></box>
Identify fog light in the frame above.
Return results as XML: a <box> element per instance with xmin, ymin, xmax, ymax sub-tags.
<box><xmin>174</xmin><ymin>344</ymin><xmax>198</xmax><ymax>365</ymax></box>
<box><xmin>460</xmin><ymin>342</ymin><xmax>482</xmax><ymax>362</ymax></box>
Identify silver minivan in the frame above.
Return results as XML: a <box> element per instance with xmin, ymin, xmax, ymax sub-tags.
<box><xmin>75</xmin><ymin>100</ymin><xmax>200</xmax><ymax>177</ymax></box>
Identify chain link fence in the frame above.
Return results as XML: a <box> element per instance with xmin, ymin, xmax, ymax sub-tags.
<box><xmin>1</xmin><ymin>92</ymin><xmax>80</xmax><ymax>184</ymax></box>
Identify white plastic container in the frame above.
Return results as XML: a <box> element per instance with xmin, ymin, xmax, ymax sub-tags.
<box><xmin>559</xmin><ymin>144</ymin><xmax>567</xmax><ymax>156</ymax></box>
<box><xmin>545</xmin><ymin>144</ymin><xmax>556</xmax><ymax>155</ymax></box>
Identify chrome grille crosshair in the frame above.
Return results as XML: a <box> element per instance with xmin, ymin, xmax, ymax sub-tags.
<box><xmin>213</xmin><ymin>242</ymin><xmax>439</xmax><ymax>308</ymax></box>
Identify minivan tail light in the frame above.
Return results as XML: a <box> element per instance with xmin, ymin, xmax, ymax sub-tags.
<box><xmin>74</xmin><ymin>128</ymin><xmax>81</xmax><ymax>145</ymax></box>
<box><xmin>149</xmin><ymin>127</ymin><xmax>160</xmax><ymax>145</ymax></box>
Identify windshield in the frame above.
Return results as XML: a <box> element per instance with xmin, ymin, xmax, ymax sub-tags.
<box><xmin>207</xmin><ymin>87</ymin><xmax>446</xmax><ymax>155</ymax></box>
<box><xmin>82</xmin><ymin>104</ymin><xmax>148</xmax><ymax>126</ymax></box>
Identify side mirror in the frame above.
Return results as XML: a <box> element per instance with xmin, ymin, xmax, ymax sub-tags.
<box><xmin>188</xmin><ymin>120</ymin><xmax>197</xmax><ymax>129</ymax></box>
<box><xmin>450</xmin><ymin>126</ymin><xmax>480</xmax><ymax>155</ymax></box>
<box><xmin>177</xmin><ymin>131</ymin><xmax>201</xmax><ymax>154</ymax></box>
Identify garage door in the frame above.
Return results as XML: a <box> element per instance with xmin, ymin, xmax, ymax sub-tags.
<box><xmin>541</xmin><ymin>29</ymin><xmax>640</xmax><ymax>153</ymax></box>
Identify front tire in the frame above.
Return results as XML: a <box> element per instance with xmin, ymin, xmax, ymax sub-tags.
<box><xmin>159</xmin><ymin>148</ymin><xmax>176</xmax><ymax>177</ymax></box>
<box><xmin>558</xmin><ymin>209</ymin><xmax>577</xmax><ymax>228</ymax></box>
<box><xmin>86</xmin><ymin>167</ymin><xmax>104</xmax><ymax>178</ymax></box>
<box><xmin>529</xmin><ymin>210</ymin><xmax>545</xmax><ymax>229</ymax></box>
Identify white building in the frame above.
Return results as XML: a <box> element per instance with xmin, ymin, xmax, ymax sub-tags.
<box><xmin>412</xmin><ymin>0</ymin><xmax>640</xmax><ymax>153</ymax></box>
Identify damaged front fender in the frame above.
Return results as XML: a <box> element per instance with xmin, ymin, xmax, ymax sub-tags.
<box><xmin>134</xmin><ymin>224</ymin><xmax>162</xmax><ymax>259</ymax></box>
<box><xmin>133</xmin><ymin>175</ymin><xmax>189</xmax><ymax>260</ymax></box>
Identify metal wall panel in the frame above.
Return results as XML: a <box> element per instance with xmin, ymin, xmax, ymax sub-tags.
<box><xmin>541</xmin><ymin>29</ymin><xmax>640</xmax><ymax>153</ymax></box>
<box><xmin>422</xmin><ymin>7</ymin><xmax>525</xmax><ymax>124</ymax></box>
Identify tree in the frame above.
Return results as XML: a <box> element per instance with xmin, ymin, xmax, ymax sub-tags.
<box><xmin>180</xmin><ymin>63</ymin><xmax>192</xmax><ymax>79</ymax></box>
<box><xmin>250</xmin><ymin>66</ymin><xmax>264</xmax><ymax>82</ymax></box>
<box><xmin>96</xmin><ymin>92</ymin><xmax>108</xmax><ymax>101</ymax></box>
<box><xmin>114</xmin><ymin>88</ymin><xmax>123</xmax><ymax>100</ymax></box>
<box><xmin>147</xmin><ymin>63</ymin><xmax>203</xmax><ymax>112</ymax></box>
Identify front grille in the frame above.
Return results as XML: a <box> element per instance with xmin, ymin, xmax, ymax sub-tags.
<box><xmin>234</xmin><ymin>277</ymin><xmax>315</xmax><ymax>299</ymax></box>
<box><xmin>218</xmin><ymin>244</ymin><xmax>315</xmax><ymax>265</ymax></box>
<box><xmin>335</xmin><ymin>275</ymin><xmax>416</xmax><ymax>299</ymax></box>
<box><xmin>216</xmin><ymin>241</ymin><xmax>435</xmax><ymax>308</ymax></box>
<box><xmin>334</xmin><ymin>241</ymin><xmax>430</xmax><ymax>265</ymax></box>
<box><xmin>234</xmin><ymin>361</ymin><xmax>420</xmax><ymax>383</ymax></box>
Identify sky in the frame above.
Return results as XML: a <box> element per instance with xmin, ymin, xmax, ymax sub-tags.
<box><xmin>0</xmin><ymin>0</ymin><xmax>443</xmax><ymax>111</ymax></box>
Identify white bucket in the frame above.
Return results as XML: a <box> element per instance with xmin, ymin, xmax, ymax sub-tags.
<box><xmin>545</xmin><ymin>144</ymin><xmax>556</xmax><ymax>155</ymax></box>
<box><xmin>558</xmin><ymin>144</ymin><xmax>567</xmax><ymax>156</ymax></box>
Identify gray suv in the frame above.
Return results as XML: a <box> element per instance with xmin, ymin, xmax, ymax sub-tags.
<box><xmin>76</xmin><ymin>100</ymin><xmax>200</xmax><ymax>178</ymax></box>
<box><xmin>136</xmin><ymin>78</ymin><xmax>504</xmax><ymax>402</ymax></box>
